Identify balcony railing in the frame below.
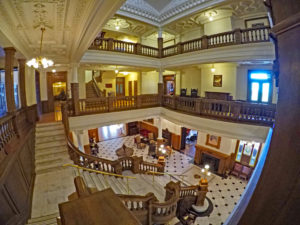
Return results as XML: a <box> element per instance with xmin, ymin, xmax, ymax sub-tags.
<box><xmin>89</xmin><ymin>27</ymin><xmax>271</xmax><ymax>58</ymax></box>
<box><xmin>67</xmin><ymin>94</ymin><xmax>276</xmax><ymax>126</ymax></box>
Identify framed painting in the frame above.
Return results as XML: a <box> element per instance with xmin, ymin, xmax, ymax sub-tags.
<box><xmin>205</xmin><ymin>134</ymin><xmax>221</xmax><ymax>149</ymax></box>
<box><xmin>213</xmin><ymin>75</ymin><xmax>222</xmax><ymax>87</ymax></box>
<box><xmin>245</xmin><ymin>17</ymin><xmax>270</xmax><ymax>28</ymax></box>
<box><xmin>105</xmin><ymin>83</ymin><xmax>112</xmax><ymax>88</ymax></box>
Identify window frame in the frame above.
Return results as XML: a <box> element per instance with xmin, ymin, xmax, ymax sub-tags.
<box><xmin>247</xmin><ymin>70</ymin><xmax>273</xmax><ymax>104</ymax></box>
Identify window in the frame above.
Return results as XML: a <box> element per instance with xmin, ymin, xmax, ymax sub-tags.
<box><xmin>235</xmin><ymin>140</ymin><xmax>261</xmax><ymax>167</ymax></box>
<box><xmin>13</xmin><ymin>69</ymin><xmax>20</xmax><ymax>109</ymax></box>
<box><xmin>0</xmin><ymin>70</ymin><xmax>6</xmax><ymax>116</ymax></box>
<box><xmin>248</xmin><ymin>70</ymin><xmax>272</xmax><ymax>103</ymax></box>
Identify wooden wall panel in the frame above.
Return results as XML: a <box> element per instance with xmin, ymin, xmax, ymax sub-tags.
<box><xmin>0</xmin><ymin>189</ymin><xmax>17</xmax><ymax>225</ymax></box>
<box><xmin>139</xmin><ymin>121</ymin><xmax>158</xmax><ymax>139</ymax></box>
<box><xmin>171</xmin><ymin>133</ymin><xmax>181</xmax><ymax>150</ymax></box>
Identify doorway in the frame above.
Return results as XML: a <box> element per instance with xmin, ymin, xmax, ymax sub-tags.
<box><xmin>163</xmin><ymin>75</ymin><xmax>175</xmax><ymax>95</ymax></box>
<box><xmin>47</xmin><ymin>71</ymin><xmax>67</xmax><ymax>119</ymax></box>
<box><xmin>182</xmin><ymin>127</ymin><xmax>198</xmax><ymax>157</ymax></box>
<box><xmin>116</xmin><ymin>77</ymin><xmax>125</xmax><ymax>96</ymax></box>
<box><xmin>247</xmin><ymin>70</ymin><xmax>272</xmax><ymax>103</ymax></box>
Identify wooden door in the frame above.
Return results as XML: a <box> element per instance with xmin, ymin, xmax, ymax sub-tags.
<box><xmin>47</xmin><ymin>71</ymin><xmax>67</xmax><ymax>112</ymax></box>
<box><xmin>128</xmin><ymin>81</ymin><xmax>132</xmax><ymax>96</ymax></box>
<box><xmin>116</xmin><ymin>77</ymin><xmax>125</xmax><ymax>96</ymax></box>
<box><xmin>134</xmin><ymin>80</ymin><xmax>138</xmax><ymax>96</ymax></box>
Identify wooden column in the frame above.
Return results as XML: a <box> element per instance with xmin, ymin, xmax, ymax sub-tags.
<box><xmin>157</xmin><ymin>37</ymin><xmax>163</xmax><ymax>58</ymax></box>
<box><xmin>18</xmin><ymin>59</ymin><xmax>27</xmax><ymax>108</ymax></box>
<box><xmin>4</xmin><ymin>47</ymin><xmax>16</xmax><ymax>112</ymax></box>
<box><xmin>237</xmin><ymin>1</ymin><xmax>300</xmax><ymax>224</ymax></box>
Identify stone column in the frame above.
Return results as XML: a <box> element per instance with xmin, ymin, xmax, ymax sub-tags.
<box><xmin>18</xmin><ymin>58</ymin><xmax>27</xmax><ymax>108</ymax></box>
<box><xmin>157</xmin><ymin>117</ymin><xmax>163</xmax><ymax>139</ymax></box>
<box><xmin>70</xmin><ymin>63</ymin><xmax>79</xmax><ymax>115</ymax></box>
<box><xmin>4</xmin><ymin>47</ymin><xmax>16</xmax><ymax>112</ymax></box>
<box><xmin>76</xmin><ymin>130</ymin><xmax>84</xmax><ymax>152</ymax></box>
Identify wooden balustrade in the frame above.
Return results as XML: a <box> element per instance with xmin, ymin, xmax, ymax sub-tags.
<box><xmin>67</xmin><ymin>94</ymin><xmax>275</xmax><ymax>126</ymax></box>
<box><xmin>0</xmin><ymin>115</ymin><xmax>16</xmax><ymax>155</ymax></box>
<box><xmin>139</xmin><ymin>161</ymin><xmax>164</xmax><ymax>173</ymax></box>
<box><xmin>141</xmin><ymin>45</ymin><xmax>159</xmax><ymax>57</ymax></box>
<box><xmin>89</xmin><ymin>27</ymin><xmax>271</xmax><ymax>58</ymax></box>
<box><xmin>179</xmin><ymin>186</ymin><xmax>198</xmax><ymax>198</ymax></box>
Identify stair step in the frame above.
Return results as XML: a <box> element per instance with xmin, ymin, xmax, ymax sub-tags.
<box><xmin>35</xmin><ymin>147</ymin><xmax>67</xmax><ymax>158</ymax></box>
<box><xmin>36</xmin><ymin>140</ymin><xmax>67</xmax><ymax>150</ymax></box>
<box><xmin>36</xmin><ymin>122</ymin><xmax>62</xmax><ymax>128</ymax></box>
<box><xmin>27</xmin><ymin>213</ymin><xmax>59</xmax><ymax>225</ymax></box>
<box><xmin>35</xmin><ymin>154</ymin><xmax>70</xmax><ymax>166</ymax></box>
<box><xmin>97</xmin><ymin>174</ymin><xmax>109</xmax><ymax>190</ymax></box>
<box><xmin>36</xmin><ymin>129</ymin><xmax>65</xmax><ymax>137</ymax></box>
<box><xmin>107</xmin><ymin>176</ymin><xmax>123</xmax><ymax>194</ymax></box>
<box><xmin>82</xmin><ymin>171</ymin><xmax>96</xmax><ymax>188</ymax></box>
<box><xmin>35</xmin><ymin>160</ymin><xmax>73</xmax><ymax>174</ymax></box>
<box><xmin>36</xmin><ymin>125</ymin><xmax>64</xmax><ymax>133</ymax></box>
<box><xmin>35</xmin><ymin>135</ymin><xmax>66</xmax><ymax>144</ymax></box>
<box><xmin>90</xmin><ymin>173</ymin><xmax>105</xmax><ymax>191</ymax></box>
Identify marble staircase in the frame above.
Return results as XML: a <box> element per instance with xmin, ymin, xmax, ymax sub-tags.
<box><xmin>81</xmin><ymin>170</ymin><xmax>177</xmax><ymax>202</ymax></box>
<box><xmin>35</xmin><ymin>122</ymin><xmax>72</xmax><ymax>174</ymax></box>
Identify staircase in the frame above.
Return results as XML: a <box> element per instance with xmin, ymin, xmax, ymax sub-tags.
<box><xmin>81</xmin><ymin>170</ymin><xmax>176</xmax><ymax>202</ymax></box>
<box><xmin>86</xmin><ymin>81</ymin><xmax>99</xmax><ymax>98</ymax></box>
<box><xmin>35</xmin><ymin>122</ymin><xmax>72</xmax><ymax>174</ymax></box>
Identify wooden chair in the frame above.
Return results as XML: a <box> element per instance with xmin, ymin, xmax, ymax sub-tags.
<box><xmin>231</xmin><ymin>163</ymin><xmax>243</xmax><ymax>177</ymax></box>
<box><xmin>239</xmin><ymin>165</ymin><xmax>252</xmax><ymax>180</ymax></box>
<box><xmin>135</xmin><ymin>136</ymin><xmax>146</xmax><ymax>149</ymax></box>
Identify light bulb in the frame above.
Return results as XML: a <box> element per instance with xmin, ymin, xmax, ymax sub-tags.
<box><xmin>33</xmin><ymin>63</ymin><xmax>38</xmax><ymax>69</ymax></box>
<box><xmin>52</xmin><ymin>69</ymin><xmax>56</xmax><ymax>73</ymax></box>
<box><xmin>201</xmin><ymin>169</ymin><xmax>205</xmax><ymax>173</ymax></box>
<box><xmin>115</xmin><ymin>69</ymin><xmax>119</xmax><ymax>74</ymax></box>
<box><xmin>209</xmin><ymin>17</ymin><xmax>213</xmax><ymax>21</ymax></box>
<box><xmin>211</xmin><ymin>67</ymin><xmax>216</xmax><ymax>73</ymax></box>
<box><xmin>205</xmin><ymin>164</ymin><xmax>210</xmax><ymax>169</ymax></box>
<box><xmin>160</xmin><ymin>145</ymin><xmax>164</xmax><ymax>148</ymax></box>
<box><xmin>207</xmin><ymin>172</ymin><xmax>211</xmax><ymax>176</ymax></box>
<box><xmin>48</xmin><ymin>60</ymin><xmax>54</xmax><ymax>66</ymax></box>
<box><xmin>115</xmin><ymin>26</ymin><xmax>120</xmax><ymax>30</ymax></box>
<box><xmin>162</xmin><ymin>149</ymin><xmax>166</xmax><ymax>154</ymax></box>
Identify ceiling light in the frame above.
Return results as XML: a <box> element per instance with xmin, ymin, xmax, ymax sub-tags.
<box><xmin>115</xmin><ymin>26</ymin><xmax>120</xmax><ymax>30</ymax></box>
<box><xmin>211</xmin><ymin>64</ymin><xmax>216</xmax><ymax>73</ymax></box>
<box><xmin>209</xmin><ymin>17</ymin><xmax>213</xmax><ymax>21</ymax></box>
<box><xmin>115</xmin><ymin>69</ymin><xmax>119</xmax><ymax>74</ymax></box>
<box><xmin>205</xmin><ymin>11</ymin><xmax>217</xmax><ymax>22</ymax></box>
<box><xmin>121</xmin><ymin>72</ymin><xmax>129</xmax><ymax>75</ymax></box>
<box><xmin>52</xmin><ymin>69</ymin><xmax>56</xmax><ymax>73</ymax></box>
<box><xmin>26</xmin><ymin>27</ymin><xmax>54</xmax><ymax>69</ymax></box>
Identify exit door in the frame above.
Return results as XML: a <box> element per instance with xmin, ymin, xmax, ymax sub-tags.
<box><xmin>116</xmin><ymin>77</ymin><xmax>125</xmax><ymax>96</ymax></box>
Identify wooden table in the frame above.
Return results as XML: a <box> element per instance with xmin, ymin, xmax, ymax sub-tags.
<box><xmin>59</xmin><ymin>188</ymin><xmax>141</xmax><ymax>225</ymax></box>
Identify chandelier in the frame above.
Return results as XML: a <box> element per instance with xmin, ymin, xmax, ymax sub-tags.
<box><xmin>26</xmin><ymin>27</ymin><xmax>54</xmax><ymax>69</ymax></box>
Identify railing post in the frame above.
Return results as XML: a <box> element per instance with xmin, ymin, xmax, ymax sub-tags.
<box><xmin>201</xmin><ymin>35</ymin><xmax>208</xmax><ymax>49</ymax></box>
<box><xmin>137</xmin><ymin>95</ymin><xmax>142</xmax><ymax>108</ymax></box>
<box><xmin>173</xmin><ymin>96</ymin><xmax>177</xmax><ymax>109</ymax></box>
<box><xmin>234</xmin><ymin>28</ymin><xmax>242</xmax><ymax>44</ymax></box>
<box><xmin>135</xmin><ymin>43</ymin><xmax>142</xmax><ymax>55</ymax></box>
<box><xmin>177</xmin><ymin>42</ymin><xmax>182</xmax><ymax>54</ymax></box>
<box><xmin>232</xmin><ymin>102</ymin><xmax>242</xmax><ymax>120</ymax></box>
<box><xmin>107</xmin><ymin>38</ymin><xmax>114</xmax><ymax>51</ymax></box>
<box><xmin>195</xmin><ymin>98</ymin><xmax>202</xmax><ymax>114</ymax></box>
<box><xmin>108</xmin><ymin>97</ymin><xmax>113</xmax><ymax>112</ymax></box>
<box><xmin>132</xmin><ymin>156</ymin><xmax>142</xmax><ymax>174</ymax></box>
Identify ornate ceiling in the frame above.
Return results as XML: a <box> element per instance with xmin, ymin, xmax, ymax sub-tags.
<box><xmin>0</xmin><ymin>0</ymin><xmax>125</xmax><ymax>63</ymax></box>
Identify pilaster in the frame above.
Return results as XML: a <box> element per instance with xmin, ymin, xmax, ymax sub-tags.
<box><xmin>18</xmin><ymin>58</ymin><xmax>27</xmax><ymax>108</ymax></box>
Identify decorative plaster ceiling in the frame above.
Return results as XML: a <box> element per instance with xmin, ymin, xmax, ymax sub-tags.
<box><xmin>0</xmin><ymin>0</ymin><xmax>125</xmax><ymax>63</ymax></box>
<box><xmin>224</xmin><ymin>0</ymin><xmax>267</xmax><ymax>17</ymax></box>
<box><xmin>103</xmin><ymin>16</ymin><xmax>156</xmax><ymax>37</ymax></box>
<box><xmin>117</xmin><ymin>0</ymin><xmax>227</xmax><ymax>26</ymax></box>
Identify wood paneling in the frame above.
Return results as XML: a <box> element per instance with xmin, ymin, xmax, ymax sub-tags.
<box><xmin>139</xmin><ymin>121</ymin><xmax>158</xmax><ymax>139</ymax></box>
<box><xmin>194</xmin><ymin>145</ymin><xmax>231</xmax><ymax>175</ymax></box>
<box><xmin>171</xmin><ymin>133</ymin><xmax>181</xmax><ymax>150</ymax></box>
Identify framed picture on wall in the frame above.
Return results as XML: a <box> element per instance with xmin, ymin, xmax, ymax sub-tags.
<box><xmin>213</xmin><ymin>75</ymin><xmax>222</xmax><ymax>87</ymax></box>
<box><xmin>105</xmin><ymin>83</ymin><xmax>112</xmax><ymax>88</ymax></box>
<box><xmin>206</xmin><ymin>134</ymin><xmax>221</xmax><ymax>149</ymax></box>
<box><xmin>245</xmin><ymin>17</ymin><xmax>270</xmax><ymax>28</ymax></box>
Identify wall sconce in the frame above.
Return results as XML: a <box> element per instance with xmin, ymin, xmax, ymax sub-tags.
<box><xmin>211</xmin><ymin>64</ymin><xmax>216</xmax><ymax>73</ymax></box>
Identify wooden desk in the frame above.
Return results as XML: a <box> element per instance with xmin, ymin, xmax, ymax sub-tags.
<box><xmin>59</xmin><ymin>188</ymin><xmax>141</xmax><ymax>225</ymax></box>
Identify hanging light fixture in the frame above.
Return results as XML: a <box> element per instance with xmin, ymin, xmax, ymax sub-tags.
<box><xmin>115</xmin><ymin>66</ymin><xmax>119</xmax><ymax>74</ymax></box>
<box><xmin>26</xmin><ymin>27</ymin><xmax>54</xmax><ymax>69</ymax></box>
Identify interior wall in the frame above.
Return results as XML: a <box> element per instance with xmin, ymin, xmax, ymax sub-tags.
<box><xmin>39</xmin><ymin>70</ymin><xmax>47</xmax><ymax>101</ymax></box>
<box><xmin>180</xmin><ymin>67</ymin><xmax>202</xmax><ymax>95</ymax></box>
<box><xmin>197</xmin><ymin>131</ymin><xmax>238</xmax><ymax>155</ymax></box>
<box><xmin>236</xmin><ymin>64</ymin><xmax>277</xmax><ymax>103</ymax></box>
<box><xmin>154</xmin><ymin>117</ymin><xmax>181</xmax><ymax>135</ymax></box>
<box><xmin>141</xmin><ymin>70</ymin><xmax>158</xmax><ymax>94</ymax></box>
<box><xmin>180</xmin><ymin>27</ymin><xmax>204</xmax><ymax>43</ymax></box>
<box><xmin>204</xmin><ymin>17</ymin><xmax>233</xmax><ymax>35</ymax></box>
<box><xmin>200</xmin><ymin>63</ymin><xmax>237</xmax><ymax>98</ymax></box>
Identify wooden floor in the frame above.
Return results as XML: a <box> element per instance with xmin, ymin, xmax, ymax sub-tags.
<box><xmin>38</xmin><ymin>102</ymin><xmax>62</xmax><ymax>124</ymax></box>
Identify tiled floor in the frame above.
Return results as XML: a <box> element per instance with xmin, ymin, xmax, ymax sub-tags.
<box><xmin>96</xmin><ymin>136</ymin><xmax>248</xmax><ymax>225</ymax></box>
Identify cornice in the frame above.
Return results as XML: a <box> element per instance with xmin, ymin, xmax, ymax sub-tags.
<box><xmin>117</xmin><ymin>0</ymin><xmax>225</xmax><ymax>27</ymax></box>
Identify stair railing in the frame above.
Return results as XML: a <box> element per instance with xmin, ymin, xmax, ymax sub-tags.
<box><xmin>63</xmin><ymin>163</ymin><xmax>136</xmax><ymax>194</ymax></box>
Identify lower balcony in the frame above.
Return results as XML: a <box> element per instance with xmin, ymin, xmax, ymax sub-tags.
<box><xmin>66</xmin><ymin>95</ymin><xmax>276</xmax><ymax>127</ymax></box>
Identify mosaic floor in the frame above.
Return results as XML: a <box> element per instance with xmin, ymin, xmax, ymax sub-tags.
<box><xmin>96</xmin><ymin>136</ymin><xmax>248</xmax><ymax>225</ymax></box>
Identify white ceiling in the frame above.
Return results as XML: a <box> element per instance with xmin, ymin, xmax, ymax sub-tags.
<box><xmin>0</xmin><ymin>0</ymin><xmax>125</xmax><ymax>63</ymax></box>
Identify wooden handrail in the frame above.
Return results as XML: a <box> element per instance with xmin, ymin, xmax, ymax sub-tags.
<box><xmin>63</xmin><ymin>163</ymin><xmax>136</xmax><ymax>179</ymax></box>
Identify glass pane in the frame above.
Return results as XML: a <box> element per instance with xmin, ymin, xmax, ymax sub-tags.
<box><xmin>235</xmin><ymin>141</ymin><xmax>245</xmax><ymax>162</ymax></box>
<box><xmin>250</xmin><ymin>73</ymin><xmax>271</xmax><ymax>80</ymax></box>
<box><xmin>251</xmin><ymin>82</ymin><xmax>259</xmax><ymax>101</ymax></box>
<box><xmin>13</xmin><ymin>70</ymin><xmax>19</xmax><ymax>109</ymax></box>
<box><xmin>120</xmin><ymin>84</ymin><xmax>123</xmax><ymax>93</ymax></box>
<box><xmin>262</xmin><ymin>83</ymin><xmax>270</xmax><ymax>102</ymax></box>
<box><xmin>249</xmin><ymin>142</ymin><xmax>260</xmax><ymax>167</ymax></box>
<box><xmin>0</xmin><ymin>70</ymin><xmax>6</xmax><ymax>115</ymax></box>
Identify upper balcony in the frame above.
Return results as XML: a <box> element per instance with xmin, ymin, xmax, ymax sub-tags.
<box><xmin>83</xmin><ymin>27</ymin><xmax>275</xmax><ymax>68</ymax></box>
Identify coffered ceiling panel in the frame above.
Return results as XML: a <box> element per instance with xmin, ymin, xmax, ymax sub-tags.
<box><xmin>0</xmin><ymin>0</ymin><xmax>125</xmax><ymax>63</ymax></box>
